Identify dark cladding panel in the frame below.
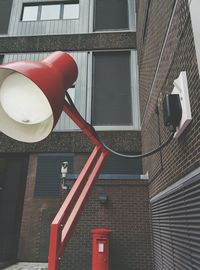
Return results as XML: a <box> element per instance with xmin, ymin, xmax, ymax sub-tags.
<box><xmin>0</xmin><ymin>0</ymin><xmax>13</xmax><ymax>34</ymax></box>
<box><xmin>0</xmin><ymin>55</ymin><xmax>3</xmax><ymax>64</ymax></box>
<box><xmin>92</xmin><ymin>51</ymin><xmax>132</xmax><ymax>126</ymax></box>
<box><xmin>34</xmin><ymin>154</ymin><xmax>74</xmax><ymax>198</ymax></box>
<box><xmin>0</xmin><ymin>155</ymin><xmax>28</xmax><ymax>261</ymax></box>
<box><xmin>94</xmin><ymin>0</ymin><xmax>129</xmax><ymax>31</ymax></box>
<box><xmin>101</xmin><ymin>154</ymin><xmax>142</xmax><ymax>175</ymax></box>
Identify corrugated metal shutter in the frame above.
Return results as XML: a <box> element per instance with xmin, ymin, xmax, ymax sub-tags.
<box><xmin>34</xmin><ymin>154</ymin><xmax>74</xmax><ymax>198</ymax></box>
<box><xmin>151</xmin><ymin>172</ymin><xmax>200</xmax><ymax>270</ymax></box>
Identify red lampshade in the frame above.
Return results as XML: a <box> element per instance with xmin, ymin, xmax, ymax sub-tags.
<box><xmin>0</xmin><ymin>51</ymin><xmax>78</xmax><ymax>142</ymax></box>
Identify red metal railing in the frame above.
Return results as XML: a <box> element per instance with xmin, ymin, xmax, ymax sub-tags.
<box><xmin>48</xmin><ymin>100</ymin><xmax>109</xmax><ymax>270</ymax></box>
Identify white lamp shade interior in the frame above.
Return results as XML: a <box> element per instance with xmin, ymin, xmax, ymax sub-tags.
<box><xmin>0</xmin><ymin>70</ymin><xmax>54</xmax><ymax>143</ymax></box>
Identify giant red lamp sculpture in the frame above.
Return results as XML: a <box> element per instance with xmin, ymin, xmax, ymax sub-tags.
<box><xmin>0</xmin><ymin>51</ymin><xmax>109</xmax><ymax>270</ymax></box>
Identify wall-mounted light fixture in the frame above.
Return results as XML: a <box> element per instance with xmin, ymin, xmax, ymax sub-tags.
<box><xmin>99</xmin><ymin>193</ymin><xmax>109</xmax><ymax>205</ymax></box>
<box><xmin>60</xmin><ymin>161</ymin><xmax>70</xmax><ymax>191</ymax></box>
<box><xmin>171</xmin><ymin>71</ymin><xmax>192</xmax><ymax>139</ymax></box>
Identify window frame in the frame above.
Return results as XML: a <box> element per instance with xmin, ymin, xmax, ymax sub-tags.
<box><xmin>21</xmin><ymin>1</ymin><xmax>80</xmax><ymax>22</ymax></box>
<box><xmin>86</xmin><ymin>50</ymin><xmax>140</xmax><ymax>131</ymax></box>
<box><xmin>21</xmin><ymin>5</ymin><xmax>39</xmax><ymax>21</ymax></box>
<box><xmin>90</xmin><ymin>0</ymin><xmax>136</xmax><ymax>32</ymax></box>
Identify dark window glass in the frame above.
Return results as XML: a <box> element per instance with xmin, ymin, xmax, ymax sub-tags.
<box><xmin>0</xmin><ymin>56</ymin><xmax>4</xmax><ymax>64</ymax></box>
<box><xmin>143</xmin><ymin>0</ymin><xmax>151</xmax><ymax>41</ymax></box>
<box><xmin>92</xmin><ymin>52</ymin><xmax>132</xmax><ymax>126</ymax></box>
<box><xmin>101</xmin><ymin>154</ymin><xmax>142</xmax><ymax>175</ymax></box>
<box><xmin>0</xmin><ymin>154</ymin><xmax>28</xmax><ymax>261</ymax></box>
<box><xmin>94</xmin><ymin>0</ymin><xmax>129</xmax><ymax>30</ymax></box>
<box><xmin>0</xmin><ymin>0</ymin><xmax>13</xmax><ymax>34</ymax></box>
<box><xmin>34</xmin><ymin>154</ymin><xmax>74</xmax><ymax>198</ymax></box>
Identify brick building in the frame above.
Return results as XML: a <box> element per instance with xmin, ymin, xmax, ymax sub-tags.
<box><xmin>0</xmin><ymin>1</ymin><xmax>152</xmax><ymax>270</ymax></box>
<box><xmin>0</xmin><ymin>0</ymin><xmax>200</xmax><ymax>269</ymax></box>
<box><xmin>137</xmin><ymin>0</ymin><xmax>200</xmax><ymax>269</ymax></box>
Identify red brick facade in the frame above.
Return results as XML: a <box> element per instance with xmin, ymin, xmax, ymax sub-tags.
<box><xmin>137</xmin><ymin>0</ymin><xmax>200</xmax><ymax>197</ymax></box>
<box><xmin>18</xmin><ymin>154</ymin><xmax>152</xmax><ymax>270</ymax></box>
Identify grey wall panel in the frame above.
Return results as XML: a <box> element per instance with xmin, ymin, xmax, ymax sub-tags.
<box><xmin>3</xmin><ymin>52</ymin><xmax>88</xmax><ymax>132</ymax></box>
<box><xmin>8</xmin><ymin>0</ymin><xmax>90</xmax><ymax>36</ymax></box>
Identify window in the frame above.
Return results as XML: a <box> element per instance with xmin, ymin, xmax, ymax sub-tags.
<box><xmin>143</xmin><ymin>0</ymin><xmax>151</xmax><ymax>42</ymax></box>
<box><xmin>22</xmin><ymin>6</ymin><xmax>38</xmax><ymax>21</ymax></box>
<box><xmin>22</xmin><ymin>2</ymin><xmax>79</xmax><ymax>21</ymax></box>
<box><xmin>63</xmin><ymin>4</ymin><xmax>79</xmax><ymax>19</ymax></box>
<box><xmin>0</xmin><ymin>55</ymin><xmax>4</xmax><ymax>64</ymax></box>
<box><xmin>40</xmin><ymin>5</ymin><xmax>60</xmax><ymax>20</ymax></box>
<box><xmin>0</xmin><ymin>0</ymin><xmax>13</xmax><ymax>34</ymax></box>
<box><xmin>94</xmin><ymin>0</ymin><xmax>129</xmax><ymax>31</ymax></box>
<box><xmin>34</xmin><ymin>154</ymin><xmax>74</xmax><ymax>198</ymax></box>
<box><xmin>101</xmin><ymin>153</ymin><xmax>142</xmax><ymax>176</ymax></box>
<box><xmin>92</xmin><ymin>51</ymin><xmax>133</xmax><ymax>126</ymax></box>
<box><xmin>67</xmin><ymin>86</ymin><xmax>76</xmax><ymax>103</ymax></box>
<box><xmin>189</xmin><ymin>0</ymin><xmax>200</xmax><ymax>76</ymax></box>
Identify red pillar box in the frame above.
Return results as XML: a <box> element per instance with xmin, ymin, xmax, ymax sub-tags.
<box><xmin>91</xmin><ymin>228</ymin><xmax>112</xmax><ymax>270</ymax></box>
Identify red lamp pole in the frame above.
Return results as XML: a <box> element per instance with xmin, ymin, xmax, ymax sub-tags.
<box><xmin>48</xmin><ymin>100</ymin><xmax>109</xmax><ymax>270</ymax></box>
<box><xmin>0</xmin><ymin>51</ymin><xmax>109</xmax><ymax>270</ymax></box>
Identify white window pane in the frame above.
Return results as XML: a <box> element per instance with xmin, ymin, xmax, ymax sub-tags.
<box><xmin>41</xmin><ymin>5</ymin><xmax>60</xmax><ymax>20</ymax></box>
<box><xmin>22</xmin><ymin>6</ymin><xmax>38</xmax><ymax>21</ymax></box>
<box><xmin>63</xmin><ymin>4</ymin><xmax>79</xmax><ymax>19</ymax></box>
<box><xmin>67</xmin><ymin>87</ymin><xmax>75</xmax><ymax>103</ymax></box>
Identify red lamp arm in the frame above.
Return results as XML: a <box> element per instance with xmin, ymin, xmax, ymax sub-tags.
<box><xmin>48</xmin><ymin>99</ymin><xmax>109</xmax><ymax>270</ymax></box>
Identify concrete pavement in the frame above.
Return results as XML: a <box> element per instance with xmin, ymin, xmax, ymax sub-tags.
<box><xmin>3</xmin><ymin>263</ymin><xmax>48</xmax><ymax>270</ymax></box>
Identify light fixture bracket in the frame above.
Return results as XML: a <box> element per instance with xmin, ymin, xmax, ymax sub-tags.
<box><xmin>172</xmin><ymin>71</ymin><xmax>192</xmax><ymax>139</ymax></box>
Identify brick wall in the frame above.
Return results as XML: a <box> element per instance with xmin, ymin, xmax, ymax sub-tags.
<box><xmin>137</xmin><ymin>0</ymin><xmax>200</xmax><ymax>198</ymax></box>
<box><xmin>18</xmin><ymin>154</ymin><xmax>152</xmax><ymax>270</ymax></box>
<box><xmin>60</xmin><ymin>179</ymin><xmax>152</xmax><ymax>270</ymax></box>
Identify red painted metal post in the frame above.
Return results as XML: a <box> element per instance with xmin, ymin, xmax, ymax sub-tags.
<box><xmin>48</xmin><ymin>224</ymin><xmax>61</xmax><ymax>270</ymax></box>
<box><xmin>48</xmin><ymin>100</ymin><xmax>109</xmax><ymax>270</ymax></box>
<box><xmin>60</xmin><ymin>151</ymin><xmax>108</xmax><ymax>253</ymax></box>
<box><xmin>51</xmin><ymin>146</ymin><xmax>101</xmax><ymax>226</ymax></box>
<box><xmin>63</xmin><ymin>100</ymin><xmax>104</xmax><ymax>147</ymax></box>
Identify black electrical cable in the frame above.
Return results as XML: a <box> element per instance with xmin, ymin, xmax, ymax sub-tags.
<box><xmin>98</xmin><ymin>132</ymin><xmax>175</xmax><ymax>159</ymax></box>
<box><xmin>65</xmin><ymin>91</ymin><xmax>175</xmax><ymax>159</ymax></box>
